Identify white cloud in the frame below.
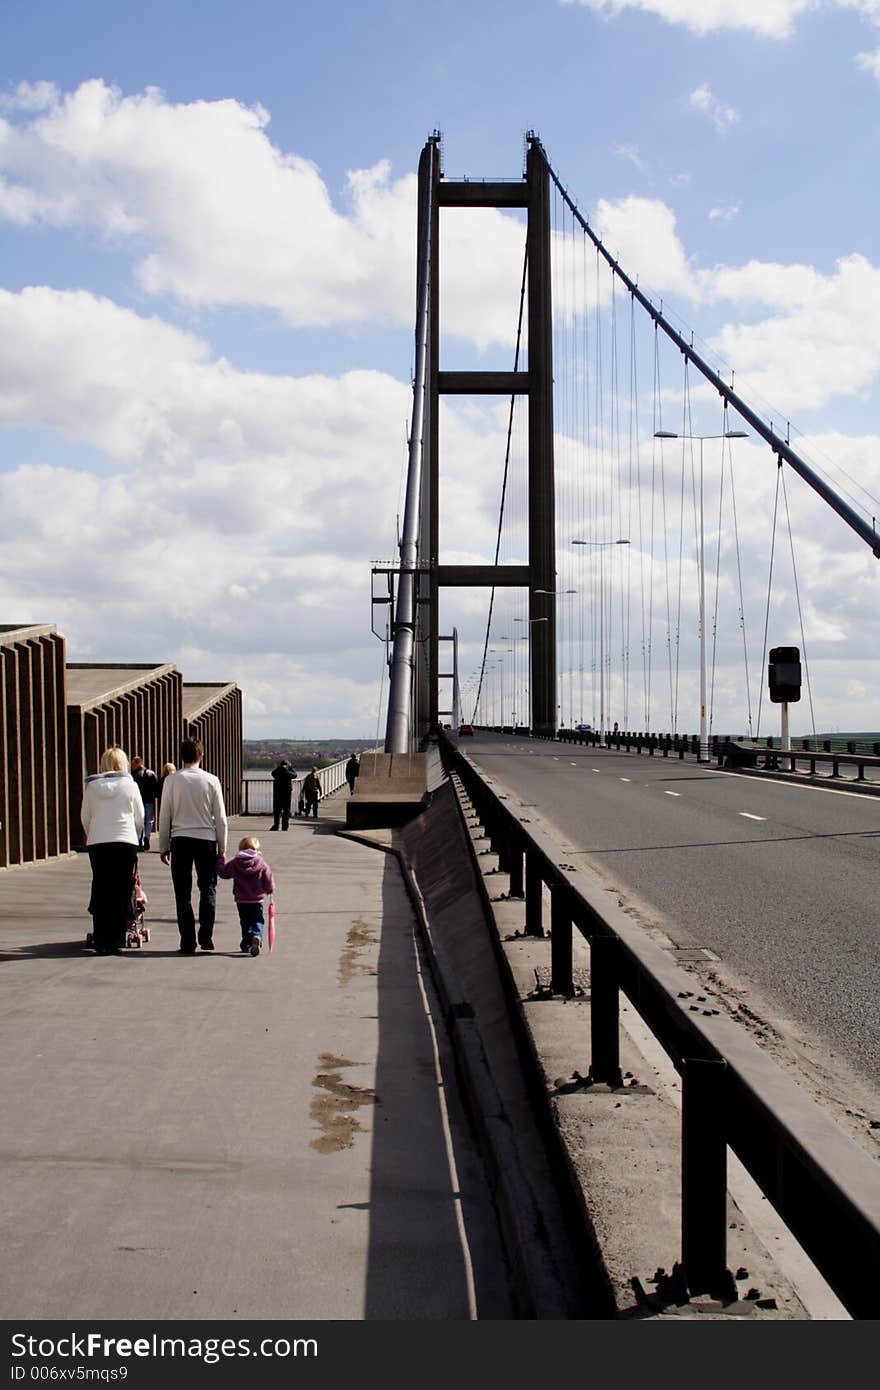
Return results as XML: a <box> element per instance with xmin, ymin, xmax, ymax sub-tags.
<box><xmin>561</xmin><ymin>0</ymin><xmax>816</xmax><ymax>40</ymax></box>
<box><xmin>574</xmin><ymin>194</ymin><xmax>880</xmax><ymax>414</ymax></box>
<box><xmin>593</xmin><ymin>195</ymin><xmax>694</xmax><ymax>294</ymax></box>
<box><xmin>855</xmin><ymin>47</ymin><xmax>880</xmax><ymax>74</ymax></box>
<box><xmin>0</xmin><ymin>81</ymin><xmax>524</xmax><ymax>349</ymax></box>
<box><xmin>840</xmin><ymin>0</ymin><xmax>880</xmax><ymax>23</ymax></box>
<box><xmin>689</xmin><ymin>84</ymin><xmax>740</xmax><ymax>135</ymax></box>
<box><xmin>0</xmin><ymin>80</ymin><xmax>59</xmax><ymax>112</ymax></box>
<box><xmin>709</xmin><ymin>204</ymin><xmax>742</xmax><ymax>222</ymax></box>
<box><xmin>613</xmin><ymin>143</ymin><xmax>648</xmax><ymax>171</ymax></box>
<box><xmin>0</xmin><ymin>286</ymin><xmax>523</xmax><ymax>733</ymax></box>
<box><xmin>704</xmin><ymin>254</ymin><xmax>880</xmax><ymax>410</ymax></box>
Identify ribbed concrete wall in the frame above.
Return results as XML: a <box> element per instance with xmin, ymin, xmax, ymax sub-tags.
<box><xmin>183</xmin><ymin>683</ymin><xmax>243</xmax><ymax>815</ymax></box>
<box><xmin>66</xmin><ymin>664</ymin><xmax>183</xmax><ymax>850</ymax></box>
<box><xmin>0</xmin><ymin>625</ymin><xmax>70</xmax><ymax>868</ymax></box>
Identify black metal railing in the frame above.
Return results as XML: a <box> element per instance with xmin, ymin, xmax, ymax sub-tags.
<box><xmin>473</xmin><ymin>725</ymin><xmax>880</xmax><ymax>785</ymax></box>
<box><xmin>442</xmin><ymin>735</ymin><xmax>880</xmax><ymax>1315</ymax></box>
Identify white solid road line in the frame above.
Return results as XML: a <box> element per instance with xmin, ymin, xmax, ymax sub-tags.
<box><xmin>739</xmin><ymin>812</ymin><xmax>766</xmax><ymax>821</ymax></box>
<box><xmin>711</xmin><ymin>766</ymin><xmax>877</xmax><ymax>801</ymax></box>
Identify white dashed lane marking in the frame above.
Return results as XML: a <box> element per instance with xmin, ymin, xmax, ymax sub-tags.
<box><xmin>739</xmin><ymin>812</ymin><xmax>766</xmax><ymax>821</ymax></box>
<box><xmin>664</xmin><ymin>791</ymin><xmax>681</xmax><ymax>797</ymax></box>
<box><xmin>620</xmin><ymin>778</ymin><xmax>631</xmax><ymax>783</ymax></box>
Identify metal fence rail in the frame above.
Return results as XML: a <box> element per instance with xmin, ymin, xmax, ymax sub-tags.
<box><xmin>482</xmin><ymin>725</ymin><xmax>880</xmax><ymax>785</ymax></box>
<box><xmin>443</xmin><ymin>734</ymin><xmax>880</xmax><ymax>1315</ymax></box>
<box><xmin>241</xmin><ymin>758</ymin><xmax>349</xmax><ymax>815</ymax></box>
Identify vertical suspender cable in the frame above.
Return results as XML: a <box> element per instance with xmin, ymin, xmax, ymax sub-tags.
<box><xmin>385</xmin><ymin>147</ymin><xmax>435</xmax><ymax>754</ymax></box>
<box><xmin>781</xmin><ymin>467</ymin><xmax>817</xmax><ymax>739</ymax></box>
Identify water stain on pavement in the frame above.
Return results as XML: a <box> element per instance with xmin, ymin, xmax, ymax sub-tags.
<box><xmin>310</xmin><ymin>1052</ymin><xmax>377</xmax><ymax>1153</ymax></box>
<box><xmin>338</xmin><ymin>918</ymin><xmax>378</xmax><ymax>987</ymax></box>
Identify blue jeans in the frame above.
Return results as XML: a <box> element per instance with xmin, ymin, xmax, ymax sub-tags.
<box><xmin>141</xmin><ymin>802</ymin><xmax>155</xmax><ymax>848</ymax></box>
<box><xmin>237</xmin><ymin>901</ymin><xmax>264</xmax><ymax>951</ymax></box>
<box><xmin>170</xmin><ymin>837</ymin><xmax>218</xmax><ymax>951</ymax></box>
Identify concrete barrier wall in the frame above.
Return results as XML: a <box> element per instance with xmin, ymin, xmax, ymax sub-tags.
<box><xmin>3</xmin><ymin>632</ymin><xmax>245</xmax><ymax>866</ymax></box>
<box><xmin>66</xmin><ymin>664</ymin><xmax>183</xmax><ymax>850</ymax></box>
<box><xmin>183</xmin><ymin>683</ymin><xmax>243</xmax><ymax>815</ymax></box>
<box><xmin>0</xmin><ymin>625</ymin><xmax>69</xmax><ymax>869</ymax></box>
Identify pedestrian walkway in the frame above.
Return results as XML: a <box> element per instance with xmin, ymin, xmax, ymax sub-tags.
<box><xmin>0</xmin><ymin>791</ymin><xmax>515</xmax><ymax>1320</ymax></box>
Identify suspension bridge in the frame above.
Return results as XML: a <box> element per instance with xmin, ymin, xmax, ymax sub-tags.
<box><xmin>378</xmin><ymin>133</ymin><xmax>879</xmax><ymax>757</ymax></box>
<box><xmin>367</xmin><ymin>133</ymin><xmax>880</xmax><ymax>1317</ymax></box>
<box><xmin>3</xmin><ymin>135</ymin><xmax>879</xmax><ymax>1330</ymax></box>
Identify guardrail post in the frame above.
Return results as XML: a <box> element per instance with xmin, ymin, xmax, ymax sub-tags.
<box><xmin>588</xmin><ymin>936</ymin><xmax>622</xmax><ymax>1086</ymax></box>
<box><xmin>681</xmin><ymin>1057</ymin><xmax>729</xmax><ymax>1296</ymax></box>
<box><xmin>525</xmin><ymin>851</ymin><xmax>544</xmax><ymax>937</ymax></box>
<box><xmin>550</xmin><ymin>883</ymin><xmax>574</xmax><ymax>996</ymax></box>
<box><xmin>508</xmin><ymin>843</ymin><xmax>524</xmax><ymax>898</ymax></box>
<box><xmin>496</xmin><ymin>829</ymin><xmax>511</xmax><ymax>873</ymax></box>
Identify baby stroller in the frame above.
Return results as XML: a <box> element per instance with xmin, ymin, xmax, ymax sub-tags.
<box><xmin>85</xmin><ymin>862</ymin><xmax>150</xmax><ymax>949</ymax></box>
<box><xmin>126</xmin><ymin>866</ymin><xmax>150</xmax><ymax>948</ymax></box>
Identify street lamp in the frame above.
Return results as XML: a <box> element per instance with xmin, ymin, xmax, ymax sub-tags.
<box><xmin>513</xmin><ymin>618</ymin><xmax>549</xmax><ymax>731</ymax></box>
<box><xmin>654</xmin><ymin>429</ymin><xmax>748</xmax><ymax>760</ymax></box>
<box><xmin>571</xmin><ymin>539</ymin><xmax>630</xmax><ymax>739</ymax></box>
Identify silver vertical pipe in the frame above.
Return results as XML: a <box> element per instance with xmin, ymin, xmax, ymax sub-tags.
<box><xmin>385</xmin><ymin>140</ymin><xmax>436</xmax><ymax>753</ymax></box>
<box><xmin>452</xmin><ymin>627</ymin><xmax>461</xmax><ymax>730</ymax></box>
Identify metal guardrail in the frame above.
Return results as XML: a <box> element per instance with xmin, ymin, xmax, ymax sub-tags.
<box><xmin>443</xmin><ymin>734</ymin><xmax>880</xmax><ymax>1315</ymax></box>
<box><xmin>478</xmin><ymin>725</ymin><xmax>880</xmax><ymax>785</ymax></box>
<box><xmin>241</xmin><ymin>758</ymin><xmax>349</xmax><ymax>815</ymax></box>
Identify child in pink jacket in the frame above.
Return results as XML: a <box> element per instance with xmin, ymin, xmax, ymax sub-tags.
<box><xmin>216</xmin><ymin>835</ymin><xmax>275</xmax><ymax>956</ymax></box>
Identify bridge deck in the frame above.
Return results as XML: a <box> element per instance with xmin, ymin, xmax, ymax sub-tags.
<box><xmin>0</xmin><ymin>794</ymin><xmax>515</xmax><ymax>1320</ymax></box>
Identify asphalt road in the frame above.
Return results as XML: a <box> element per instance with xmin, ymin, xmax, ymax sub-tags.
<box><xmin>461</xmin><ymin>733</ymin><xmax>880</xmax><ymax>1084</ymax></box>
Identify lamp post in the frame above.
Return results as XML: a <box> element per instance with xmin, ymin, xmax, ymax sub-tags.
<box><xmin>534</xmin><ymin>591</ymin><xmax>576</xmax><ymax>723</ymax></box>
<box><xmin>571</xmin><ymin>539</ymin><xmax>630</xmax><ymax>739</ymax></box>
<box><xmin>654</xmin><ymin>430</ymin><xmax>748</xmax><ymax>760</ymax></box>
<box><xmin>513</xmin><ymin>617</ymin><xmax>549</xmax><ymax>732</ymax></box>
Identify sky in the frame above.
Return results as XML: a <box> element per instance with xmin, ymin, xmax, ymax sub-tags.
<box><xmin>1</xmin><ymin>0</ymin><xmax>879</xmax><ymax>738</ymax></box>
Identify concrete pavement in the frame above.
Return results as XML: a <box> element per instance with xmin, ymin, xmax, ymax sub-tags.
<box><xmin>0</xmin><ymin>794</ymin><xmax>516</xmax><ymax>1321</ymax></box>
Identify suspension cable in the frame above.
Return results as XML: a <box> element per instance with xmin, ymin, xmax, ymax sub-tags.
<box><xmin>471</xmin><ymin>241</ymin><xmax>529</xmax><ymax>723</ymax></box>
<box><xmin>756</xmin><ymin>463</ymin><xmax>783</xmax><ymax>739</ymax></box>
<box><xmin>538</xmin><ymin>147</ymin><xmax>880</xmax><ymax>560</ymax></box>
<box><xmin>780</xmin><ymin>465</ymin><xmax>818</xmax><ymax>739</ymax></box>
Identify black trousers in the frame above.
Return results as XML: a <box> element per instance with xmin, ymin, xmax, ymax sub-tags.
<box><xmin>88</xmin><ymin>843</ymin><xmax>138</xmax><ymax>951</ymax></box>
<box><xmin>272</xmin><ymin>799</ymin><xmax>291</xmax><ymax>830</ymax></box>
<box><xmin>170</xmin><ymin>837</ymin><xmax>218</xmax><ymax>950</ymax></box>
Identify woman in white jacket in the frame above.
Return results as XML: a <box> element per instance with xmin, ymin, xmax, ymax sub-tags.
<box><xmin>81</xmin><ymin>747</ymin><xmax>144</xmax><ymax>954</ymax></box>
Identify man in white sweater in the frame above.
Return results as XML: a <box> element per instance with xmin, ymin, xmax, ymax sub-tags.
<box><xmin>158</xmin><ymin>737</ymin><xmax>228</xmax><ymax>953</ymax></box>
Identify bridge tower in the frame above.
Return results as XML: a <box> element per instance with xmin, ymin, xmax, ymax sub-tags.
<box><xmin>392</xmin><ymin>133</ymin><xmax>557</xmax><ymax>747</ymax></box>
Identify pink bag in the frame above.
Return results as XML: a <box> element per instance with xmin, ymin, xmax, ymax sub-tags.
<box><xmin>268</xmin><ymin>897</ymin><xmax>276</xmax><ymax>953</ymax></box>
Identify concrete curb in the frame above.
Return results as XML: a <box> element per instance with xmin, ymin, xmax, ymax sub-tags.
<box><xmin>340</xmin><ymin>804</ymin><xmax>605</xmax><ymax>1319</ymax></box>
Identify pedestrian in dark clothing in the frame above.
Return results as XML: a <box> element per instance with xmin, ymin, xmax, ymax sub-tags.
<box><xmin>270</xmin><ymin>759</ymin><xmax>297</xmax><ymax>831</ymax></box>
<box><xmin>302</xmin><ymin>767</ymin><xmax>322</xmax><ymax>818</ymax></box>
<box><xmin>345</xmin><ymin>753</ymin><xmax>360</xmax><ymax>795</ymax></box>
<box><xmin>131</xmin><ymin>755</ymin><xmax>159</xmax><ymax>851</ymax></box>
